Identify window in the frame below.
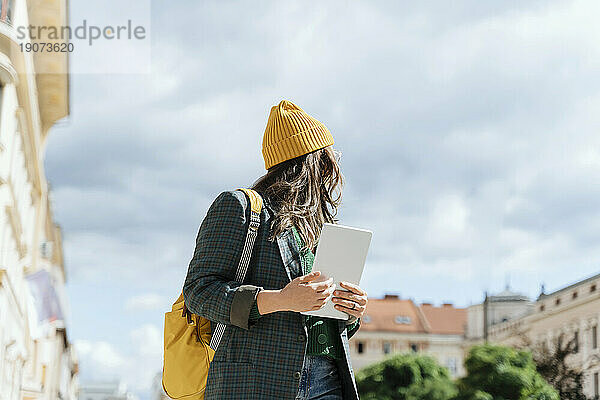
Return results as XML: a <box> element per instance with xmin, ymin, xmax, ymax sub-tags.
<box><xmin>394</xmin><ymin>315</ymin><xmax>411</xmax><ymax>324</ymax></box>
<box><xmin>594</xmin><ymin>372</ymin><xmax>599</xmax><ymax>399</ymax></box>
<box><xmin>555</xmin><ymin>298</ymin><xmax>561</xmax><ymax>306</ymax></box>
<box><xmin>357</xmin><ymin>341</ymin><xmax>364</xmax><ymax>354</ymax></box>
<box><xmin>540</xmin><ymin>304</ymin><xmax>545</xmax><ymax>312</ymax></box>
<box><xmin>446</xmin><ymin>358</ymin><xmax>457</xmax><ymax>375</ymax></box>
<box><xmin>410</xmin><ymin>343</ymin><xmax>418</xmax><ymax>353</ymax></box>
<box><xmin>592</xmin><ymin>284</ymin><xmax>597</xmax><ymax>293</ymax></box>
<box><xmin>572</xmin><ymin>291</ymin><xmax>578</xmax><ymax>299</ymax></box>
<box><xmin>382</xmin><ymin>341</ymin><xmax>391</xmax><ymax>355</ymax></box>
<box><xmin>593</xmin><ymin>325</ymin><xmax>598</xmax><ymax>350</ymax></box>
<box><xmin>0</xmin><ymin>0</ymin><xmax>14</xmax><ymax>24</ymax></box>
<box><xmin>573</xmin><ymin>331</ymin><xmax>579</xmax><ymax>353</ymax></box>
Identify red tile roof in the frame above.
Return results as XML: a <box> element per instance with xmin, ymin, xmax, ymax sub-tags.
<box><xmin>359</xmin><ymin>296</ymin><xmax>466</xmax><ymax>335</ymax></box>
<box><xmin>420</xmin><ymin>303</ymin><xmax>467</xmax><ymax>335</ymax></box>
<box><xmin>359</xmin><ymin>297</ymin><xmax>426</xmax><ymax>333</ymax></box>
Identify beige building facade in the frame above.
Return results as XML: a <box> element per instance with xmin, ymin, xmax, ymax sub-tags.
<box><xmin>349</xmin><ymin>295</ymin><xmax>467</xmax><ymax>377</ymax></box>
<box><xmin>465</xmin><ymin>286</ymin><xmax>534</xmax><ymax>340</ymax></box>
<box><xmin>0</xmin><ymin>0</ymin><xmax>75</xmax><ymax>398</ymax></box>
<box><xmin>468</xmin><ymin>274</ymin><xmax>600</xmax><ymax>399</ymax></box>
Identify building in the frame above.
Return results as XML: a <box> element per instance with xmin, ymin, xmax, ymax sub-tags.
<box><xmin>78</xmin><ymin>381</ymin><xmax>138</xmax><ymax>400</ymax></box>
<box><xmin>467</xmin><ymin>274</ymin><xmax>600</xmax><ymax>399</ymax></box>
<box><xmin>465</xmin><ymin>285</ymin><xmax>534</xmax><ymax>341</ymax></box>
<box><xmin>349</xmin><ymin>294</ymin><xmax>467</xmax><ymax>377</ymax></box>
<box><xmin>0</xmin><ymin>0</ymin><xmax>75</xmax><ymax>398</ymax></box>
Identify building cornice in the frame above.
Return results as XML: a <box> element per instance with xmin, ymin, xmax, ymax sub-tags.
<box><xmin>538</xmin><ymin>272</ymin><xmax>600</xmax><ymax>300</ymax></box>
<box><xmin>28</xmin><ymin>0</ymin><xmax>70</xmax><ymax>136</ymax></box>
<box><xmin>0</xmin><ymin>28</ymin><xmax>44</xmax><ymax>170</ymax></box>
<box><xmin>583</xmin><ymin>353</ymin><xmax>600</xmax><ymax>370</ymax></box>
<box><xmin>0</xmin><ymin>51</ymin><xmax>18</xmax><ymax>84</ymax></box>
<box><xmin>5</xmin><ymin>205</ymin><xmax>27</xmax><ymax>259</ymax></box>
<box><xmin>16</xmin><ymin>108</ymin><xmax>43</xmax><ymax>196</ymax></box>
<box><xmin>0</xmin><ymin>268</ymin><xmax>25</xmax><ymax>322</ymax></box>
<box><xmin>488</xmin><ymin>291</ymin><xmax>600</xmax><ymax>339</ymax></box>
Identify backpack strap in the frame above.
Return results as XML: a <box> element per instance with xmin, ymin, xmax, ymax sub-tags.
<box><xmin>209</xmin><ymin>188</ymin><xmax>263</xmax><ymax>350</ymax></box>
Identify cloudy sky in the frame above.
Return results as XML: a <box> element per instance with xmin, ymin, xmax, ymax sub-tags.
<box><xmin>44</xmin><ymin>0</ymin><xmax>600</xmax><ymax>398</ymax></box>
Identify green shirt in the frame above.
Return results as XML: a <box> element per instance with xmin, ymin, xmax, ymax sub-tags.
<box><xmin>249</xmin><ymin>225</ymin><xmax>359</xmax><ymax>360</ymax></box>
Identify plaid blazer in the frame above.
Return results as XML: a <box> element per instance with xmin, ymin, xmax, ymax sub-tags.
<box><xmin>183</xmin><ymin>190</ymin><xmax>361</xmax><ymax>400</ymax></box>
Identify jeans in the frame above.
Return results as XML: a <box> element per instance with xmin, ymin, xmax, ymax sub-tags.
<box><xmin>295</xmin><ymin>355</ymin><xmax>343</xmax><ymax>400</ymax></box>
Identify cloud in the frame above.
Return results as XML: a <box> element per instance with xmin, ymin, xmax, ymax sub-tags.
<box><xmin>129</xmin><ymin>324</ymin><xmax>163</xmax><ymax>357</ymax></box>
<box><xmin>74</xmin><ymin>324</ymin><xmax>163</xmax><ymax>398</ymax></box>
<box><xmin>425</xmin><ymin>193</ymin><xmax>472</xmax><ymax>250</ymax></box>
<box><xmin>125</xmin><ymin>294</ymin><xmax>166</xmax><ymax>312</ymax></box>
<box><xmin>46</xmin><ymin>0</ymin><xmax>600</xmax><ymax>398</ymax></box>
<box><xmin>74</xmin><ymin>339</ymin><xmax>127</xmax><ymax>373</ymax></box>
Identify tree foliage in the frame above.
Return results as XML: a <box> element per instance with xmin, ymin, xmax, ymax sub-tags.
<box><xmin>356</xmin><ymin>353</ymin><xmax>458</xmax><ymax>400</ymax></box>
<box><xmin>525</xmin><ymin>333</ymin><xmax>588</xmax><ymax>400</ymax></box>
<box><xmin>454</xmin><ymin>344</ymin><xmax>559</xmax><ymax>400</ymax></box>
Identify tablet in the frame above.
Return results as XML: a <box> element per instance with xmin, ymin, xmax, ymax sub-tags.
<box><xmin>301</xmin><ymin>223</ymin><xmax>372</xmax><ymax>320</ymax></box>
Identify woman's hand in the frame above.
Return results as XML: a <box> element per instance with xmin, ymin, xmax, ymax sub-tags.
<box><xmin>332</xmin><ymin>281</ymin><xmax>368</xmax><ymax>319</ymax></box>
<box><xmin>256</xmin><ymin>271</ymin><xmax>335</xmax><ymax>314</ymax></box>
<box><xmin>279</xmin><ymin>271</ymin><xmax>335</xmax><ymax>312</ymax></box>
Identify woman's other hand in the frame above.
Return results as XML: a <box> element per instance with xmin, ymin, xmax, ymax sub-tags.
<box><xmin>331</xmin><ymin>281</ymin><xmax>368</xmax><ymax>319</ymax></box>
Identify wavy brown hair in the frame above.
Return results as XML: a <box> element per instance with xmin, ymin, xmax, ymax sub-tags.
<box><xmin>252</xmin><ymin>146</ymin><xmax>344</xmax><ymax>252</ymax></box>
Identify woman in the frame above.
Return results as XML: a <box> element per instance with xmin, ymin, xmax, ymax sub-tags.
<box><xmin>183</xmin><ymin>100</ymin><xmax>368</xmax><ymax>400</ymax></box>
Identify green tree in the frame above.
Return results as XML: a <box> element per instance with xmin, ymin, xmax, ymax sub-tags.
<box><xmin>454</xmin><ymin>344</ymin><xmax>559</xmax><ymax>400</ymax></box>
<box><xmin>356</xmin><ymin>353</ymin><xmax>457</xmax><ymax>400</ymax></box>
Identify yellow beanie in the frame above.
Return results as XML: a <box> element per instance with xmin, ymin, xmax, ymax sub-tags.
<box><xmin>262</xmin><ymin>100</ymin><xmax>334</xmax><ymax>170</ymax></box>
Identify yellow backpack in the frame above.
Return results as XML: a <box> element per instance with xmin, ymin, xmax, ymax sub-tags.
<box><xmin>162</xmin><ymin>188</ymin><xmax>263</xmax><ymax>399</ymax></box>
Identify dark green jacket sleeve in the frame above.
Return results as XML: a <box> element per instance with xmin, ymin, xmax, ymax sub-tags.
<box><xmin>249</xmin><ymin>298</ymin><xmax>262</xmax><ymax>322</ymax></box>
<box><xmin>347</xmin><ymin>317</ymin><xmax>361</xmax><ymax>339</ymax></box>
<box><xmin>183</xmin><ymin>191</ymin><xmax>262</xmax><ymax>330</ymax></box>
